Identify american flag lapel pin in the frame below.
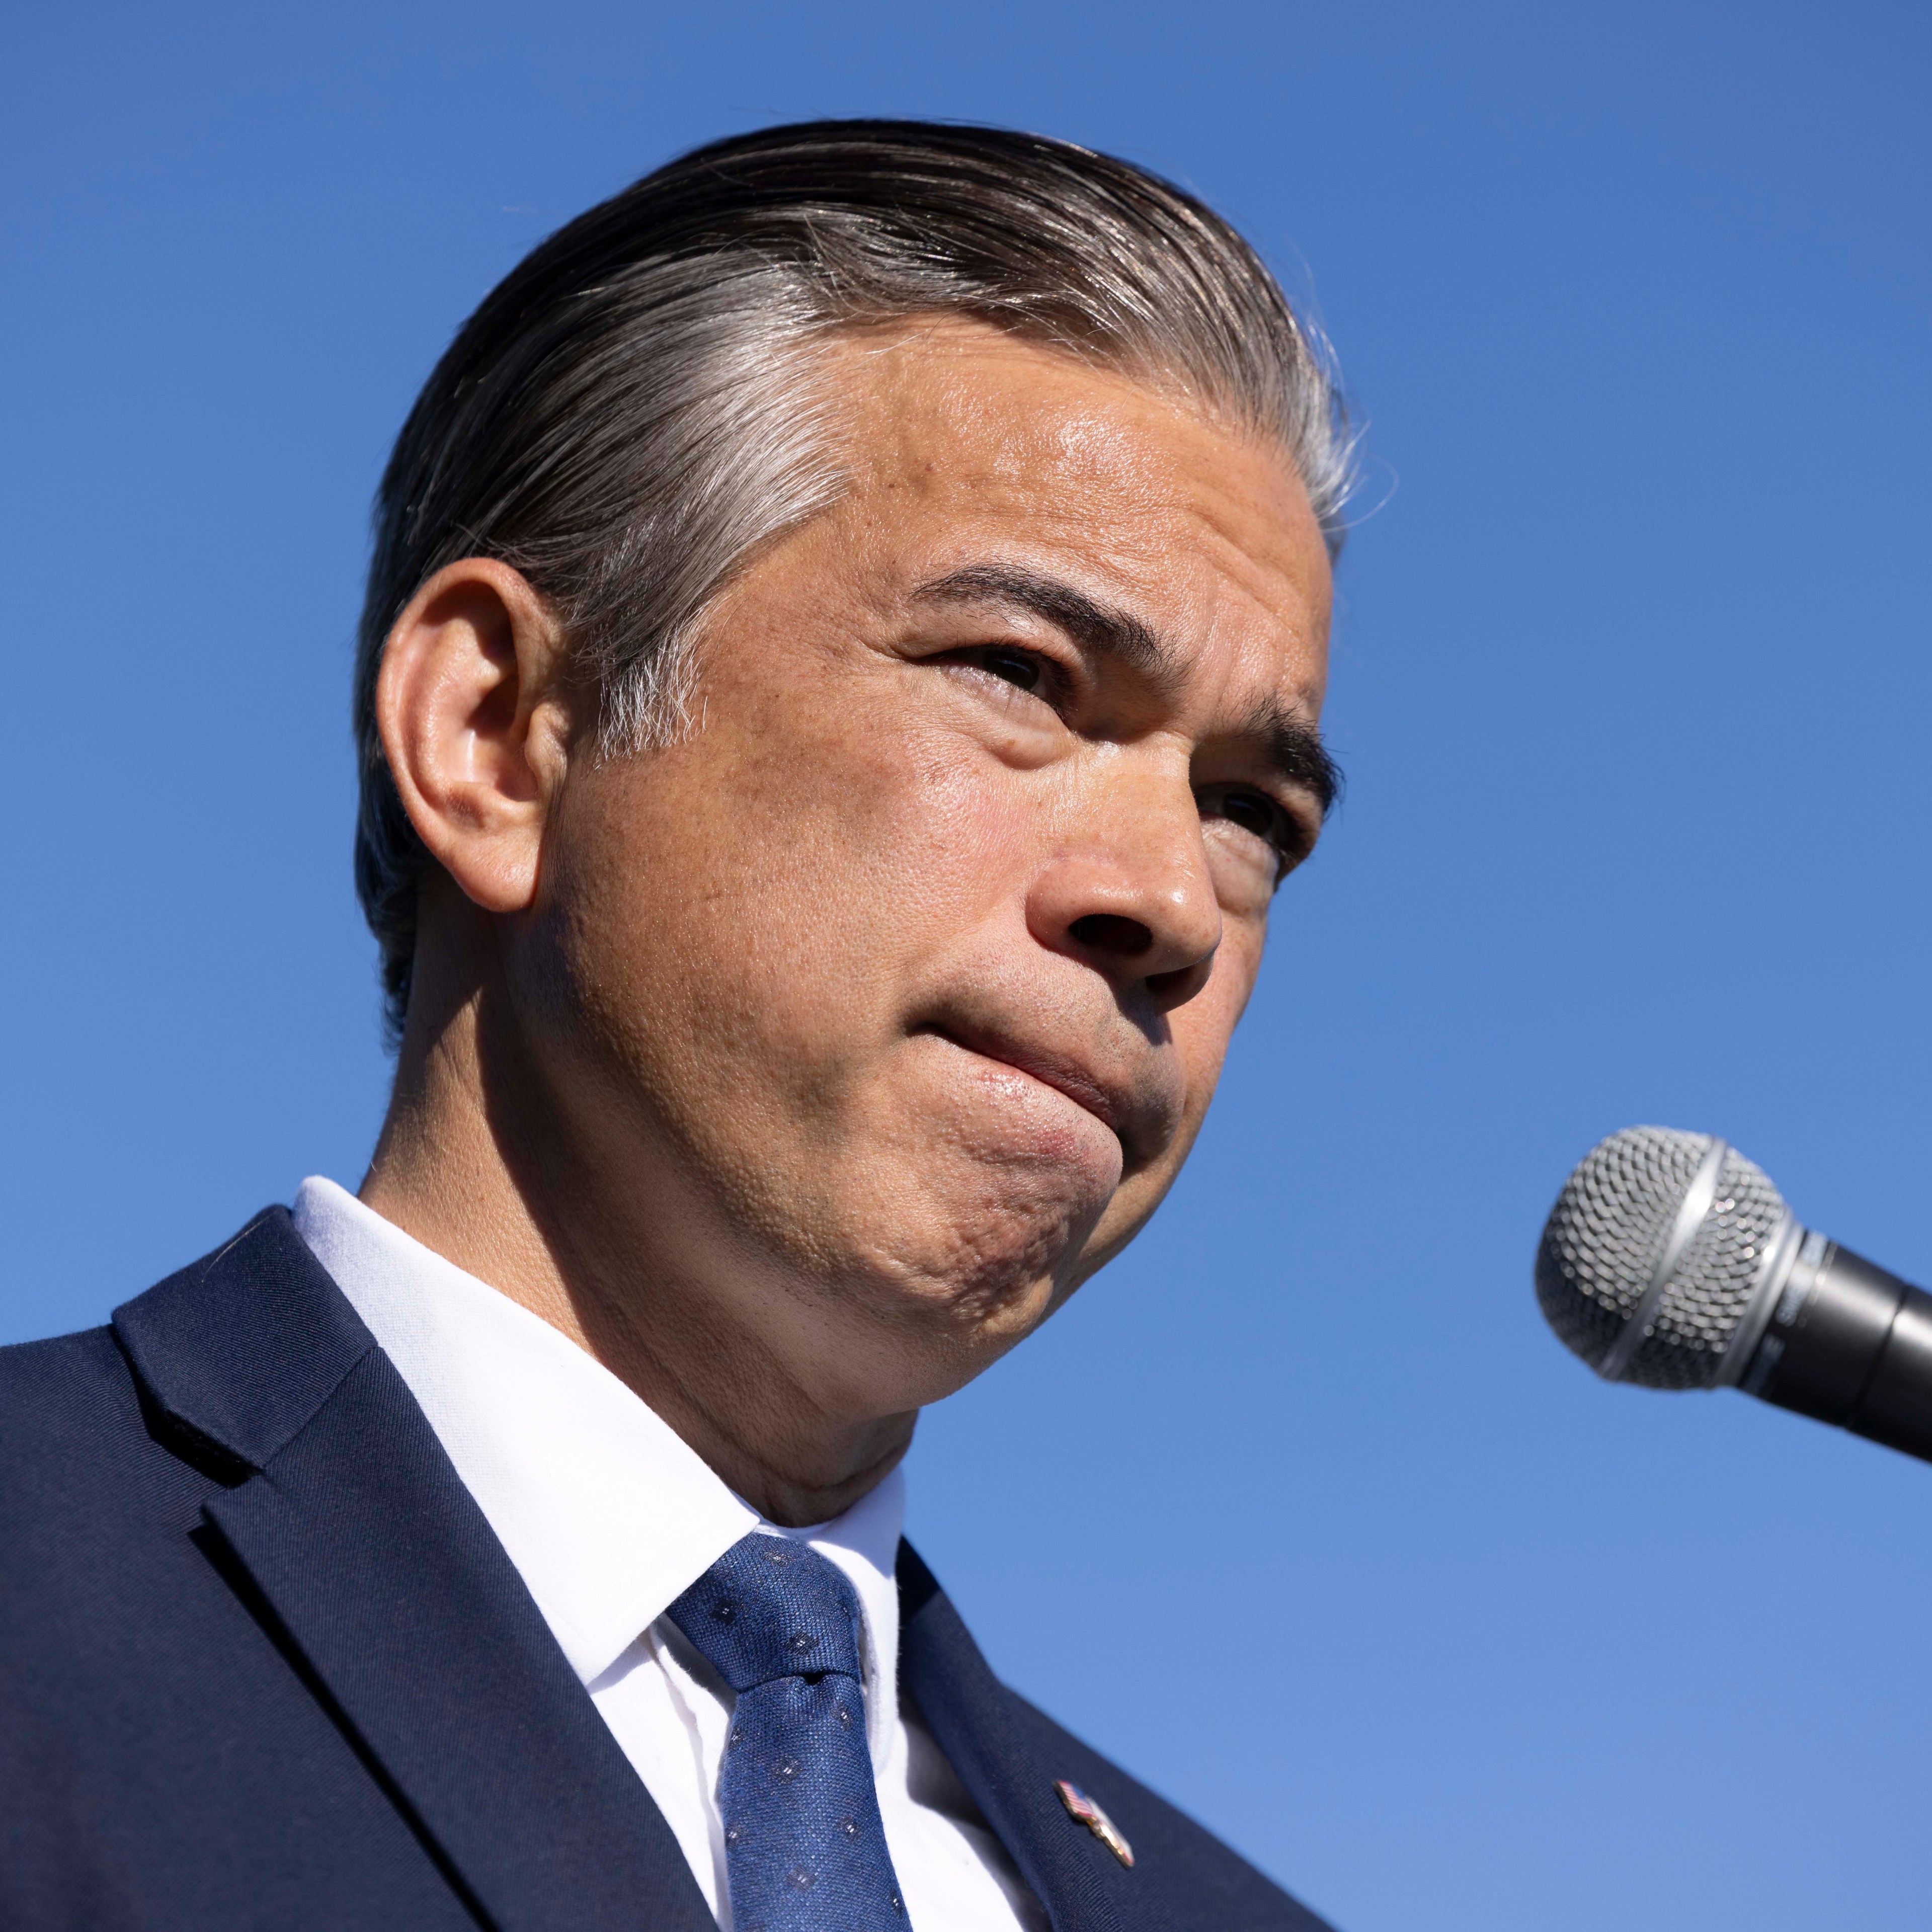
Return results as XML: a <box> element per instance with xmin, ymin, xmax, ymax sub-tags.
<box><xmin>1055</xmin><ymin>1779</ymin><xmax>1135</xmax><ymax>1868</ymax></box>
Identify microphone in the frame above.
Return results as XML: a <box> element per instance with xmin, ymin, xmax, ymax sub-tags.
<box><xmin>1536</xmin><ymin>1126</ymin><xmax>1932</xmax><ymax>1464</ymax></box>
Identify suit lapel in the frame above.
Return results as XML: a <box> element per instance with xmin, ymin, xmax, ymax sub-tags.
<box><xmin>116</xmin><ymin>1212</ymin><xmax>715</xmax><ymax>1932</ymax></box>
<box><xmin>897</xmin><ymin>1543</ymin><xmax>1140</xmax><ymax>1932</ymax></box>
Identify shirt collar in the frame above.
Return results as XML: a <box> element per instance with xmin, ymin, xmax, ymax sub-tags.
<box><xmin>290</xmin><ymin>1177</ymin><xmax>907</xmax><ymax>1688</ymax></box>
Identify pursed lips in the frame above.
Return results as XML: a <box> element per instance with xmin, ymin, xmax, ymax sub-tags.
<box><xmin>919</xmin><ymin>1021</ymin><xmax>1176</xmax><ymax>1170</ymax></box>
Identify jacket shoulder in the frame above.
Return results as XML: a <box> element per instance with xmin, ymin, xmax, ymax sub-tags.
<box><xmin>0</xmin><ymin>1316</ymin><xmax>228</xmax><ymax>1591</ymax></box>
<box><xmin>0</xmin><ymin>1226</ymin><xmax>498</xmax><ymax>1932</ymax></box>
<box><xmin>0</xmin><ymin>1204</ymin><xmax>373</xmax><ymax>1586</ymax></box>
<box><xmin>0</xmin><ymin>1319</ymin><xmax>131</xmax><ymax>1412</ymax></box>
<box><xmin>0</xmin><ymin>1320</ymin><xmax>166</xmax><ymax>1486</ymax></box>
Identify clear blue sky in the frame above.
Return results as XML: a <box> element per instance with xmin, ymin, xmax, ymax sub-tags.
<box><xmin>5</xmin><ymin>4</ymin><xmax>1928</xmax><ymax>1927</ymax></box>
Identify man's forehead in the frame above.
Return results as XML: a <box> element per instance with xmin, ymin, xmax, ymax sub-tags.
<box><xmin>828</xmin><ymin>319</ymin><xmax>1332</xmax><ymax>702</ymax></box>
<box><xmin>839</xmin><ymin>319</ymin><xmax>1320</xmax><ymax>523</ymax></box>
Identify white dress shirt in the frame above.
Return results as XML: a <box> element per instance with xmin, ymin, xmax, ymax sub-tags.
<box><xmin>291</xmin><ymin>1177</ymin><xmax>1046</xmax><ymax>1932</ymax></box>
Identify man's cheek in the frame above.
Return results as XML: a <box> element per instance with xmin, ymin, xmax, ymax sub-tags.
<box><xmin>1161</xmin><ymin>969</ymin><xmax>1251</xmax><ymax>1140</ymax></box>
<box><xmin>774</xmin><ymin>704</ymin><xmax>997</xmax><ymax>884</ymax></box>
<box><xmin>884</xmin><ymin>760</ymin><xmax>1042</xmax><ymax>927</ymax></box>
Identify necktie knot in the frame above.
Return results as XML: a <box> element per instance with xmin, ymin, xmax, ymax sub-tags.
<box><xmin>667</xmin><ymin>1535</ymin><xmax>866</xmax><ymax>1692</ymax></box>
<box><xmin>665</xmin><ymin>1535</ymin><xmax>909</xmax><ymax>1928</ymax></box>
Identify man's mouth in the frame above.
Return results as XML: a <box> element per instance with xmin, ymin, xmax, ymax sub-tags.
<box><xmin>916</xmin><ymin>1021</ymin><xmax>1167</xmax><ymax>1169</ymax></box>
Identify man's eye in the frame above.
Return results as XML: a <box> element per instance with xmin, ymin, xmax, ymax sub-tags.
<box><xmin>976</xmin><ymin>648</ymin><xmax>1045</xmax><ymax>693</ymax></box>
<box><xmin>1200</xmin><ymin>786</ymin><xmax>1308</xmax><ymax>883</ymax></box>
<box><xmin>1217</xmin><ymin>791</ymin><xmax>1276</xmax><ymax>842</ymax></box>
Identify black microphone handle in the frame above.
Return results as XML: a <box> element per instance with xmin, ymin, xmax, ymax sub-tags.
<box><xmin>1738</xmin><ymin>1240</ymin><xmax>1932</xmax><ymax>1464</ymax></box>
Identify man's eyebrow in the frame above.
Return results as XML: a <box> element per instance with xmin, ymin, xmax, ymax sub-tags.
<box><xmin>915</xmin><ymin>565</ymin><xmax>1180</xmax><ymax>690</ymax></box>
<box><xmin>1245</xmin><ymin>698</ymin><xmax>1343</xmax><ymax>821</ymax></box>
<box><xmin>916</xmin><ymin>562</ymin><xmax>1342</xmax><ymax>820</ymax></box>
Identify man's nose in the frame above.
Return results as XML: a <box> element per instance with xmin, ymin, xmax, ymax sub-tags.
<box><xmin>1026</xmin><ymin>774</ymin><xmax>1223</xmax><ymax>1013</ymax></box>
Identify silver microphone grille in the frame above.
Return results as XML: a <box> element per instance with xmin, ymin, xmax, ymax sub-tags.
<box><xmin>1536</xmin><ymin>1125</ymin><xmax>1791</xmax><ymax>1390</ymax></box>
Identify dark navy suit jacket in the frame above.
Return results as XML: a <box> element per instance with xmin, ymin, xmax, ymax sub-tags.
<box><xmin>0</xmin><ymin>1209</ymin><xmax>1333</xmax><ymax>1931</ymax></box>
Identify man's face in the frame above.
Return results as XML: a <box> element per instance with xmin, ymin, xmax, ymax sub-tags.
<box><xmin>519</xmin><ymin>319</ymin><xmax>1332</xmax><ymax>1414</ymax></box>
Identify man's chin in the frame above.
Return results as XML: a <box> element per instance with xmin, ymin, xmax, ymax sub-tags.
<box><xmin>839</xmin><ymin>1175</ymin><xmax>1107</xmax><ymax>1352</ymax></box>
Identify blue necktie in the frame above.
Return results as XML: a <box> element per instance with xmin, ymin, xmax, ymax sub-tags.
<box><xmin>667</xmin><ymin>1535</ymin><xmax>910</xmax><ymax>1931</ymax></box>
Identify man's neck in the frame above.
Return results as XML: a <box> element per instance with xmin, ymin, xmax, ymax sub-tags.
<box><xmin>359</xmin><ymin>982</ymin><xmax>915</xmax><ymax>1527</ymax></box>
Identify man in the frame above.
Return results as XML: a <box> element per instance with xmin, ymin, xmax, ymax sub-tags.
<box><xmin>1</xmin><ymin>122</ymin><xmax>1350</xmax><ymax>1929</ymax></box>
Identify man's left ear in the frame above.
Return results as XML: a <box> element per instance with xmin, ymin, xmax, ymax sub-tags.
<box><xmin>373</xmin><ymin>557</ymin><xmax>575</xmax><ymax>916</ymax></box>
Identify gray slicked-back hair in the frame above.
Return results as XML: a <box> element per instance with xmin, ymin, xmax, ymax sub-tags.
<box><xmin>355</xmin><ymin>119</ymin><xmax>1353</xmax><ymax>1040</ymax></box>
